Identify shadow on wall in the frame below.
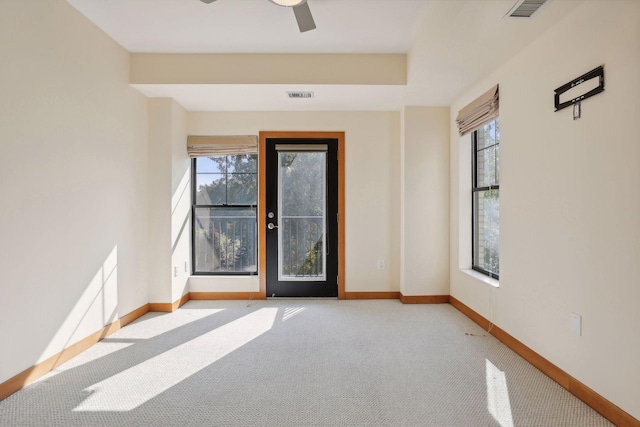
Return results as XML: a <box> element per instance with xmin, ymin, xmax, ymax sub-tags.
<box><xmin>172</xmin><ymin>168</ymin><xmax>191</xmax><ymax>255</ymax></box>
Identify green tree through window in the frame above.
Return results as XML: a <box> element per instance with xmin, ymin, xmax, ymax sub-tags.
<box><xmin>472</xmin><ymin>120</ymin><xmax>500</xmax><ymax>279</ymax></box>
<box><xmin>279</xmin><ymin>151</ymin><xmax>326</xmax><ymax>278</ymax></box>
<box><xmin>193</xmin><ymin>155</ymin><xmax>257</xmax><ymax>274</ymax></box>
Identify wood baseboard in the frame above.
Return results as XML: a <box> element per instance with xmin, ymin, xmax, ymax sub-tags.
<box><xmin>399</xmin><ymin>294</ymin><xmax>450</xmax><ymax>304</ymax></box>
<box><xmin>0</xmin><ymin>303</ymin><xmax>150</xmax><ymax>402</ymax></box>
<box><xmin>120</xmin><ymin>304</ymin><xmax>150</xmax><ymax>327</ymax></box>
<box><xmin>449</xmin><ymin>296</ymin><xmax>640</xmax><ymax>427</ymax></box>
<box><xmin>344</xmin><ymin>291</ymin><xmax>400</xmax><ymax>300</ymax></box>
<box><xmin>189</xmin><ymin>291</ymin><xmax>263</xmax><ymax>300</ymax></box>
<box><xmin>178</xmin><ymin>293</ymin><xmax>190</xmax><ymax>308</ymax></box>
<box><xmin>149</xmin><ymin>302</ymin><xmax>173</xmax><ymax>312</ymax></box>
<box><xmin>12</xmin><ymin>294</ymin><xmax>634</xmax><ymax>425</ymax></box>
<box><xmin>149</xmin><ymin>293</ymin><xmax>191</xmax><ymax>313</ymax></box>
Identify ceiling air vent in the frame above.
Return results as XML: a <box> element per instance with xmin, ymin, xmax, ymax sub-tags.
<box><xmin>505</xmin><ymin>0</ymin><xmax>548</xmax><ymax>18</ymax></box>
<box><xmin>287</xmin><ymin>91</ymin><xmax>314</xmax><ymax>99</ymax></box>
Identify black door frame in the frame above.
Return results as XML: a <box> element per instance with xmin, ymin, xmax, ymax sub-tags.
<box><xmin>258</xmin><ymin>131</ymin><xmax>345</xmax><ymax>299</ymax></box>
<box><xmin>265</xmin><ymin>138</ymin><xmax>338</xmax><ymax>297</ymax></box>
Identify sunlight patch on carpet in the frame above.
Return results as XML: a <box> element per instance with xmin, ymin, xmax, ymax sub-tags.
<box><xmin>486</xmin><ymin>358</ymin><xmax>514</xmax><ymax>427</ymax></box>
<box><xmin>282</xmin><ymin>307</ymin><xmax>305</xmax><ymax>322</ymax></box>
<box><xmin>73</xmin><ymin>308</ymin><xmax>277</xmax><ymax>411</ymax></box>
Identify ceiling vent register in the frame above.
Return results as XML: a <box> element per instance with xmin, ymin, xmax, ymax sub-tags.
<box><xmin>505</xmin><ymin>0</ymin><xmax>548</xmax><ymax>18</ymax></box>
<box><xmin>287</xmin><ymin>91</ymin><xmax>314</xmax><ymax>99</ymax></box>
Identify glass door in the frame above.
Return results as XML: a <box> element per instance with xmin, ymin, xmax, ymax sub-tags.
<box><xmin>265</xmin><ymin>139</ymin><xmax>338</xmax><ymax>297</ymax></box>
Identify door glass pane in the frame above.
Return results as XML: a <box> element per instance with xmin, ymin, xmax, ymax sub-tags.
<box><xmin>278</xmin><ymin>151</ymin><xmax>326</xmax><ymax>281</ymax></box>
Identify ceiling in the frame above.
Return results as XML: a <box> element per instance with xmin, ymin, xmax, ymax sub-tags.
<box><xmin>67</xmin><ymin>0</ymin><xmax>580</xmax><ymax>111</ymax></box>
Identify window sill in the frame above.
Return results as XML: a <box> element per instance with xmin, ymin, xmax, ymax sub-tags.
<box><xmin>461</xmin><ymin>269</ymin><xmax>499</xmax><ymax>288</ymax></box>
<box><xmin>189</xmin><ymin>275</ymin><xmax>257</xmax><ymax>279</ymax></box>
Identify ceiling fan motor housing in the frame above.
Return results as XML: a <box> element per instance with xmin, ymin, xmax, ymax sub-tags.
<box><xmin>269</xmin><ymin>0</ymin><xmax>308</xmax><ymax>7</ymax></box>
<box><xmin>200</xmin><ymin>0</ymin><xmax>315</xmax><ymax>33</ymax></box>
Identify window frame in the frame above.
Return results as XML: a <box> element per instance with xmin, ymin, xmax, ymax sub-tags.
<box><xmin>471</xmin><ymin>120</ymin><xmax>500</xmax><ymax>280</ymax></box>
<box><xmin>191</xmin><ymin>155</ymin><xmax>258</xmax><ymax>276</ymax></box>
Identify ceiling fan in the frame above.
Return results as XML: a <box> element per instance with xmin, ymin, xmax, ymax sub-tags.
<box><xmin>199</xmin><ymin>0</ymin><xmax>316</xmax><ymax>33</ymax></box>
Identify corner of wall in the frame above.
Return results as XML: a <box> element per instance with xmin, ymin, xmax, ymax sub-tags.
<box><xmin>400</xmin><ymin>107</ymin><xmax>450</xmax><ymax>297</ymax></box>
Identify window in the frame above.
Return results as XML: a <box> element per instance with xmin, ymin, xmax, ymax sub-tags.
<box><xmin>472</xmin><ymin>119</ymin><xmax>500</xmax><ymax>279</ymax></box>
<box><xmin>192</xmin><ymin>154</ymin><xmax>257</xmax><ymax>274</ymax></box>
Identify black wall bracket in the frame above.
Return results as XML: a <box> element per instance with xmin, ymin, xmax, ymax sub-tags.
<box><xmin>554</xmin><ymin>65</ymin><xmax>604</xmax><ymax>112</ymax></box>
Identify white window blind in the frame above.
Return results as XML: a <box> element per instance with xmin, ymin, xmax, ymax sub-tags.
<box><xmin>187</xmin><ymin>135</ymin><xmax>258</xmax><ymax>157</ymax></box>
<box><xmin>456</xmin><ymin>85</ymin><xmax>499</xmax><ymax>136</ymax></box>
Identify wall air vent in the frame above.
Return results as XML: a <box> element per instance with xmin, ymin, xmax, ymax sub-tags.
<box><xmin>505</xmin><ymin>0</ymin><xmax>548</xmax><ymax>18</ymax></box>
<box><xmin>287</xmin><ymin>91</ymin><xmax>314</xmax><ymax>99</ymax></box>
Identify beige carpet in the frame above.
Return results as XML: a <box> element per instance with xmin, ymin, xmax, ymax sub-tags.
<box><xmin>0</xmin><ymin>300</ymin><xmax>613</xmax><ymax>426</ymax></box>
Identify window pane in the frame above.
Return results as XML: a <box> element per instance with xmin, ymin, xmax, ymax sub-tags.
<box><xmin>193</xmin><ymin>207</ymin><xmax>257</xmax><ymax>273</ymax></box>
<box><xmin>227</xmin><ymin>154</ymin><xmax>257</xmax><ymax>174</ymax></box>
<box><xmin>196</xmin><ymin>156</ymin><xmax>226</xmax><ymax>173</ymax></box>
<box><xmin>476</xmin><ymin>121</ymin><xmax>498</xmax><ymax>150</ymax></box>
<box><xmin>495</xmin><ymin>143</ymin><xmax>500</xmax><ymax>184</ymax></box>
<box><xmin>196</xmin><ymin>174</ymin><xmax>226</xmax><ymax>205</ymax></box>
<box><xmin>227</xmin><ymin>174</ymin><xmax>257</xmax><ymax>205</ymax></box>
<box><xmin>473</xmin><ymin>189</ymin><xmax>500</xmax><ymax>276</ymax></box>
<box><xmin>472</xmin><ymin>118</ymin><xmax>500</xmax><ymax>278</ymax></box>
<box><xmin>192</xmin><ymin>154</ymin><xmax>258</xmax><ymax>275</ymax></box>
<box><xmin>476</xmin><ymin>145</ymin><xmax>497</xmax><ymax>187</ymax></box>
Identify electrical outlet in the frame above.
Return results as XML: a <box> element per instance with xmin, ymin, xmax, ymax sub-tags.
<box><xmin>377</xmin><ymin>259</ymin><xmax>385</xmax><ymax>270</ymax></box>
<box><xmin>570</xmin><ymin>313</ymin><xmax>582</xmax><ymax>336</ymax></box>
<box><xmin>174</xmin><ymin>266</ymin><xmax>178</xmax><ymax>278</ymax></box>
<box><xmin>184</xmin><ymin>261</ymin><xmax>188</xmax><ymax>272</ymax></box>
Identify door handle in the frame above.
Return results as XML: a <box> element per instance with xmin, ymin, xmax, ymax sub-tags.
<box><xmin>267</xmin><ymin>223</ymin><xmax>278</xmax><ymax>230</ymax></box>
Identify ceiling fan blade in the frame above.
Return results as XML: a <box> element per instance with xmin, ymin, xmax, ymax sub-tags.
<box><xmin>200</xmin><ymin>0</ymin><xmax>217</xmax><ymax>3</ymax></box>
<box><xmin>293</xmin><ymin>2</ymin><xmax>316</xmax><ymax>32</ymax></box>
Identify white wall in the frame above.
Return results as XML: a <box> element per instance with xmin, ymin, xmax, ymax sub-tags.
<box><xmin>170</xmin><ymin>101</ymin><xmax>190</xmax><ymax>303</ymax></box>
<box><xmin>449</xmin><ymin>1</ymin><xmax>640</xmax><ymax>419</ymax></box>
<box><xmin>188</xmin><ymin>111</ymin><xmax>402</xmax><ymax>293</ymax></box>
<box><xmin>0</xmin><ymin>0</ymin><xmax>149</xmax><ymax>384</ymax></box>
<box><xmin>148</xmin><ymin>99</ymin><xmax>189</xmax><ymax>304</ymax></box>
<box><xmin>401</xmin><ymin>107</ymin><xmax>450</xmax><ymax>296</ymax></box>
<box><xmin>148</xmin><ymin>99</ymin><xmax>173</xmax><ymax>304</ymax></box>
